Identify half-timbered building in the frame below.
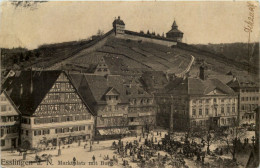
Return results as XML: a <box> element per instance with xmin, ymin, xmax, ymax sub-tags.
<box><xmin>2</xmin><ymin>71</ymin><xmax>94</xmax><ymax>148</ymax></box>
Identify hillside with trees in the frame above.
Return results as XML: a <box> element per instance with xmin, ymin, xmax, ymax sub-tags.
<box><xmin>191</xmin><ymin>43</ymin><xmax>259</xmax><ymax>73</ymax></box>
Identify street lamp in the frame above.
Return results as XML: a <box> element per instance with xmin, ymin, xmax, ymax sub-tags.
<box><xmin>57</xmin><ymin>136</ymin><xmax>61</xmax><ymax>156</ymax></box>
<box><xmin>251</xmin><ymin>136</ymin><xmax>255</xmax><ymax>146</ymax></box>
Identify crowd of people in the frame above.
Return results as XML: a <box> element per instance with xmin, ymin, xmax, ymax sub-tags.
<box><xmin>109</xmin><ymin>131</ymin><xmax>192</xmax><ymax>167</ymax></box>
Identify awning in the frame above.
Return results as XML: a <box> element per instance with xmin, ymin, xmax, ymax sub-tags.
<box><xmin>98</xmin><ymin>128</ymin><xmax>130</xmax><ymax>136</ymax></box>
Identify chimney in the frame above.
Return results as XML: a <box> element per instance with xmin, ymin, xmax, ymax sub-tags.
<box><xmin>165</xmin><ymin>72</ymin><xmax>169</xmax><ymax>81</ymax></box>
<box><xmin>104</xmin><ymin>74</ymin><xmax>109</xmax><ymax>81</ymax></box>
<box><xmin>20</xmin><ymin>84</ymin><xmax>23</xmax><ymax>98</ymax></box>
<box><xmin>232</xmin><ymin>75</ymin><xmax>237</xmax><ymax>82</ymax></box>
<box><xmin>199</xmin><ymin>66</ymin><xmax>206</xmax><ymax>80</ymax></box>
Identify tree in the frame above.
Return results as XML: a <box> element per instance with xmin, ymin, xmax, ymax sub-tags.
<box><xmin>162</xmin><ymin>32</ymin><xmax>165</xmax><ymax>37</ymax></box>
<box><xmin>35</xmin><ymin>51</ymin><xmax>40</xmax><ymax>58</ymax></box>
<box><xmin>152</xmin><ymin>32</ymin><xmax>155</xmax><ymax>35</ymax></box>
<box><xmin>19</xmin><ymin>53</ymin><xmax>24</xmax><ymax>62</ymax></box>
<box><xmin>185</xmin><ymin>125</ymin><xmax>220</xmax><ymax>154</ymax></box>
<box><xmin>105</xmin><ymin>116</ymin><xmax>128</xmax><ymax>140</ymax></box>
<box><xmin>13</xmin><ymin>55</ymin><xmax>18</xmax><ymax>64</ymax></box>
<box><xmin>25</xmin><ymin>51</ymin><xmax>32</xmax><ymax>61</ymax></box>
<box><xmin>147</xmin><ymin>30</ymin><xmax>150</xmax><ymax>35</ymax></box>
<box><xmin>140</xmin><ymin>30</ymin><xmax>144</xmax><ymax>34</ymax></box>
<box><xmin>216</xmin><ymin>119</ymin><xmax>246</xmax><ymax>161</ymax></box>
<box><xmin>97</xmin><ymin>29</ymin><xmax>104</xmax><ymax>36</ymax></box>
<box><xmin>140</xmin><ymin>117</ymin><xmax>155</xmax><ymax>134</ymax></box>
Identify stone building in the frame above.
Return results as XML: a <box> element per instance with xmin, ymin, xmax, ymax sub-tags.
<box><xmin>0</xmin><ymin>90</ymin><xmax>20</xmax><ymax>150</ymax></box>
<box><xmin>113</xmin><ymin>16</ymin><xmax>125</xmax><ymax>35</ymax></box>
<box><xmin>123</xmin><ymin>76</ymin><xmax>156</xmax><ymax>134</ymax></box>
<box><xmin>71</xmin><ymin>74</ymin><xmax>129</xmax><ymax>139</ymax></box>
<box><xmin>155</xmin><ymin>67</ymin><xmax>238</xmax><ymax>131</ymax></box>
<box><xmin>227</xmin><ymin>76</ymin><xmax>259</xmax><ymax>125</ymax></box>
<box><xmin>112</xmin><ymin>16</ymin><xmax>178</xmax><ymax>47</ymax></box>
<box><xmin>166</xmin><ymin>20</ymin><xmax>184</xmax><ymax>42</ymax></box>
<box><xmin>2</xmin><ymin>71</ymin><xmax>95</xmax><ymax>148</ymax></box>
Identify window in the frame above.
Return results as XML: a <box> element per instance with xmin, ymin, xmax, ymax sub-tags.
<box><xmin>192</xmin><ymin>100</ymin><xmax>196</xmax><ymax>104</ymax></box>
<box><xmin>205</xmin><ymin>108</ymin><xmax>209</xmax><ymax>115</ymax></box>
<box><xmin>206</xmin><ymin>99</ymin><xmax>210</xmax><ymax>103</ymax></box>
<box><xmin>43</xmin><ymin>129</ymin><xmax>50</xmax><ymax>135</ymax></box>
<box><xmin>55</xmin><ymin>128</ymin><xmax>62</xmax><ymax>134</ymax></box>
<box><xmin>1</xmin><ymin>116</ymin><xmax>6</xmax><ymax>122</ymax></box>
<box><xmin>221</xmin><ymin>118</ymin><xmax>224</xmax><ymax>124</ymax></box>
<box><xmin>1</xmin><ymin>105</ymin><xmax>6</xmax><ymax>112</ymax></box>
<box><xmin>214</xmin><ymin>98</ymin><xmax>217</xmax><ymax>103</ymax></box>
<box><xmin>1</xmin><ymin>129</ymin><xmax>4</xmax><ymax>137</ymax></box>
<box><xmin>72</xmin><ymin>126</ymin><xmax>79</xmax><ymax>132</ymax></box>
<box><xmin>227</xmin><ymin>107</ymin><xmax>230</xmax><ymax>113</ymax></box>
<box><xmin>21</xmin><ymin>129</ymin><xmax>23</xmax><ymax>135</ymax></box>
<box><xmin>63</xmin><ymin>128</ymin><xmax>69</xmax><ymax>133</ymax></box>
<box><xmin>34</xmin><ymin>130</ymin><xmax>41</xmax><ymax>136</ymax></box>
<box><xmin>26</xmin><ymin>130</ymin><xmax>28</xmax><ymax>136</ymax></box>
<box><xmin>241</xmin><ymin>97</ymin><xmax>244</xmax><ymax>101</ymax></box>
<box><xmin>192</xmin><ymin>109</ymin><xmax>196</xmax><ymax>116</ymax></box>
<box><xmin>1</xmin><ymin>140</ymin><xmax>5</xmax><ymax>146</ymax></box>
<box><xmin>221</xmin><ymin>99</ymin><xmax>224</xmax><ymax>103</ymax></box>
<box><xmin>79</xmin><ymin>126</ymin><xmax>85</xmax><ymax>131</ymax></box>
<box><xmin>88</xmin><ymin>125</ymin><xmax>91</xmax><ymax>130</ymax></box>
<box><xmin>66</xmin><ymin>116</ymin><xmax>73</xmax><ymax>122</ymax></box>
<box><xmin>199</xmin><ymin>100</ymin><xmax>202</xmax><ymax>104</ymax></box>
<box><xmin>51</xmin><ymin>117</ymin><xmax>58</xmax><ymax>123</ymax></box>
<box><xmin>221</xmin><ymin>107</ymin><xmax>224</xmax><ymax>114</ymax></box>
<box><xmin>199</xmin><ymin>109</ymin><xmax>202</xmax><ymax>116</ymax></box>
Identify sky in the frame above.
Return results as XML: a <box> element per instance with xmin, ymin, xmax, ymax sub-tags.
<box><xmin>0</xmin><ymin>1</ymin><xmax>259</xmax><ymax>49</ymax></box>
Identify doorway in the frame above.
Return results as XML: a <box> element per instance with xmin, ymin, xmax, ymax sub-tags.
<box><xmin>11</xmin><ymin>138</ymin><xmax>16</xmax><ymax>148</ymax></box>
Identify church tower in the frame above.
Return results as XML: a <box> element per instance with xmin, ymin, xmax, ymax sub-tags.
<box><xmin>166</xmin><ymin>20</ymin><xmax>184</xmax><ymax>42</ymax></box>
<box><xmin>112</xmin><ymin>16</ymin><xmax>125</xmax><ymax>35</ymax></box>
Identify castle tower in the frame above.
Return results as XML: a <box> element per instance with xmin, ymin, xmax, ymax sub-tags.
<box><xmin>112</xmin><ymin>16</ymin><xmax>125</xmax><ymax>35</ymax></box>
<box><xmin>166</xmin><ymin>20</ymin><xmax>184</xmax><ymax>42</ymax></box>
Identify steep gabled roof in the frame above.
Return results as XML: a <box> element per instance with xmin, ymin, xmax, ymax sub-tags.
<box><xmin>227</xmin><ymin>76</ymin><xmax>259</xmax><ymax>89</ymax></box>
<box><xmin>125</xmin><ymin>85</ymin><xmax>152</xmax><ymax>98</ymax></box>
<box><xmin>105</xmin><ymin>87</ymin><xmax>120</xmax><ymax>96</ymax></box>
<box><xmin>70</xmin><ymin>74</ymin><xmax>129</xmax><ymax>113</ymax></box>
<box><xmin>2</xmin><ymin>71</ymin><xmax>94</xmax><ymax>116</ymax></box>
<box><xmin>0</xmin><ymin>90</ymin><xmax>21</xmax><ymax>115</ymax></box>
<box><xmin>166</xmin><ymin>77</ymin><xmax>236</xmax><ymax>96</ymax></box>
<box><xmin>2</xmin><ymin>71</ymin><xmax>62</xmax><ymax>116</ymax></box>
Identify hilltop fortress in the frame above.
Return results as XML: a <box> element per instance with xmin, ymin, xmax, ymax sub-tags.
<box><xmin>112</xmin><ymin>16</ymin><xmax>184</xmax><ymax>47</ymax></box>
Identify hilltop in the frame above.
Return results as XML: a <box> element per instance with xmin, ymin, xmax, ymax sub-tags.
<box><xmin>1</xmin><ymin>35</ymin><xmax>258</xmax><ymax>82</ymax></box>
<box><xmin>1</xmin><ymin>16</ymin><xmax>258</xmax><ymax>82</ymax></box>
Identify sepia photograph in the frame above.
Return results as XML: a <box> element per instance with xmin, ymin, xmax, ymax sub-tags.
<box><xmin>0</xmin><ymin>1</ymin><xmax>259</xmax><ymax>167</ymax></box>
